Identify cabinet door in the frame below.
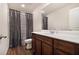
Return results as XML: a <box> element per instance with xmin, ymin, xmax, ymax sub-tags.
<box><xmin>35</xmin><ymin>39</ymin><xmax>42</xmax><ymax>55</ymax></box>
<box><xmin>54</xmin><ymin>48</ymin><xmax>68</xmax><ymax>55</ymax></box>
<box><xmin>42</xmin><ymin>42</ymin><xmax>53</xmax><ymax>55</ymax></box>
<box><xmin>32</xmin><ymin>38</ymin><xmax>36</xmax><ymax>54</ymax></box>
<box><xmin>54</xmin><ymin>39</ymin><xmax>75</xmax><ymax>54</ymax></box>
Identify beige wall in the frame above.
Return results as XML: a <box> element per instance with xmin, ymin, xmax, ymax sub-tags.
<box><xmin>0</xmin><ymin>3</ymin><xmax>9</xmax><ymax>55</ymax></box>
<box><xmin>47</xmin><ymin>4</ymin><xmax>79</xmax><ymax>30</ymax></box>
<box><xmin>32</xmin><ymin>4</ymin><xmax>50</xmax><ymax>32</ymax></box>
<box><xmin>33</xmin><ymin>9</ymin><xmax>42</xmax><ymax>32</ymax></box>
<box><xmin>33</xmin><ymin>4</ymin><xmax>44</xmax><ymax>32</ymax></box>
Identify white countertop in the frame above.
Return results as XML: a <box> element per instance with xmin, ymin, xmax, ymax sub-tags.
<box><xmin>32</xmin><ymin>31</ymin><xmax>79</xmax><ymax>44</ymax></box>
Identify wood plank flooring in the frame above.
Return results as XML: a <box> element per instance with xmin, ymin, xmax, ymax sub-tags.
<box><xmin>7</xmin><ymin>46</ymin><xmax>32</xmax><ymax>55</ymax></box>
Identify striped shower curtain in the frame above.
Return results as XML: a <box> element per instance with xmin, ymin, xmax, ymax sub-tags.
<box><xmin>9</xmin><ymin>9</ymin><xmax>21</xmax><ymax>48</ymax></box>
<box><xmin>26</xmin><ymin>13</ymin><xmax>33</xmax><ymax>39</ymax></box>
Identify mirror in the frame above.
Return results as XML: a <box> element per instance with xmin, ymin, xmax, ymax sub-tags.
<box><xmin>69</xmin><ymin>7</ymin><xmax>79</xmax><ymax>31</ymax></box>
<box><xmin>42</xmin><ymin>3</ymin><xmax>79</xmax><ymax>31</ymax></box>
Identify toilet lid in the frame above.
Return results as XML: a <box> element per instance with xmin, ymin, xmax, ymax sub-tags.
<box><xmin>24</xmin><ymin>39</ymin><xmax>32</xmax><ymax>43</ymax></box>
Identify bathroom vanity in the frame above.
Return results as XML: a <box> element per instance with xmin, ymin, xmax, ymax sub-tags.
<box><xmin>32</xmin><ymin>31</ymin><xmax>79</xmax><ymax>55</ymax></box>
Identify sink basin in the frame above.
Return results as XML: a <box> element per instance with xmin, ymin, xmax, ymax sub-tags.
<box><xmin>40</xmin><ymin>30</ymin><xmax>58</xmax><ymax>35</ymax></box>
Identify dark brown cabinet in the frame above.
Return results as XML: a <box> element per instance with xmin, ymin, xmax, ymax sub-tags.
<box><xmin>54</xmin><ymin>39</ymin><xmax>75</xmax><ymax>55</ymax></box>
<box><xmin>42</xmin><ymin>42</ymin><xmax>53</xmax><ymax>55</ymax></box>
<box><xmin>35</xmin><ymin>39</ymin><xmax>42</xmax><ymax>55</ymax></box>
<box><xmin>32</xmin><ymin>33</ymin><xmax>79</xmax><ymax>55</ymax></box>
<box><xmin>32</xmin><ymin>33</ymin><xmax>54</xmax><ymax>55</ymax></box>
<box><xmin>54</xmin><ymin>48</ymin><xmax>67</xmax><ymax>55</ymax></box>
<box><xmin>32</xmin><ymin>38</ymin><xmax>36</xmax><ymax>54</ymax></box>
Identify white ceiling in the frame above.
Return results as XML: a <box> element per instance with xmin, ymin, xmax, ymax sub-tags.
<box><xmin>42</xmin><ymin>3</ymin><xmax>71</xmax><ymax>15</ymax></box>
<box><xmin>8</xmin><ymin>3</ymin><xmax>43</xmax><ymax>13</ymax></box>
<box><xmin>8</xmin><ymin>3</ymin><xmax>73</xmax><ymax>14</ymax></box>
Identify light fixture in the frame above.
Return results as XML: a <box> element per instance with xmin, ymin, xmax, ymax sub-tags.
<box><xmin>21</xmin><ymin>4</ymin><xmax>25</xmax><ymax>8</ymax></box>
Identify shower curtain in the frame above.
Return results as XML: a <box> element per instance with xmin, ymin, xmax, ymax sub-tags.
<box><xmin>26</xmin><ymin>13</ymin><xmax>33</xmax><ymax>39</ymax></box>
<box><xmin>20</xmin><ymin>12</ymin><xmax>26</xmax><ymax>45</ymax></box>
<box><xmin>9</xmin><ymin>9</ymin><xmax>21</xmax><ymax>48</ymax></box>
<box><xmin>42</xmin><ymin>15</ymin><xmax>48</xmax><ymax>30</ymax></box>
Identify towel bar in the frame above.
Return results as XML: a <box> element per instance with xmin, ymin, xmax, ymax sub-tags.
<box><xmin>0</xmin><ymin>35</ymin><xmax>7</xmax><ymax>40</ymax></box>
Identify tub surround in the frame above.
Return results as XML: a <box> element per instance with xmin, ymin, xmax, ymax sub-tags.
<box><xmin>32</xmin><ymin>31</ymin><xmax>79</xmax><ymax>55</ymax></box>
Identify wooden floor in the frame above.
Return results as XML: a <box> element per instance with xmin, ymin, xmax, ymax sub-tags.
<box><xmin>7</xmin><ymin>46</ymin><xmax>32</xmax><ymax>55</ymax></box>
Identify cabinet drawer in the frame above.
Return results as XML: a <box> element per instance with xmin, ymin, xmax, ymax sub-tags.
<box><xmin>32</xmin><ymin>33</ymin><xmax>37</xmax><ymax>39</ymax></box>
<box><xmin>35</xmin><ymin>34</ymin><xmax>53</xmax><ymax>46</ymax></box>
<box><xmin>54</xmin><ymin>39</ymin><xmax>75</xmax><ymax>54</ymax></box>
<box><xmin>33</xmin><ymin>34</ymin><xmax>42</xmax><ymax>40</ymax></box>
<box><xmin>41</xmin><ymin>36</ymin><xmax>53</xmax><ymax>46</ymax></box>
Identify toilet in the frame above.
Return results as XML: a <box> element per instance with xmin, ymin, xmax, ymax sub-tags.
<box><xmin>24</xmin><ymin>39</ymin><xmax>32</xmax><ymax>49</ymax></box>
